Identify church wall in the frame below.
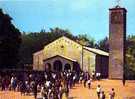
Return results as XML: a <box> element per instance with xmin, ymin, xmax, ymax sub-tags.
<box><xmin>43</xmin><ymin>37</ymin><xmax>83</xmax><ymax>69</ymax></box>
<box><xmin>43</xmin><ymin>56</ymin><xmax>73</xmax><ymax>71</ymax></box>
<box><xmin>83</xmin><ymin>49</ymin><xmax>96</xmax><ymax>74</ymax></box>
<box><xmin>33</xmin><ymin>36</ymin><xmax>109</xmax><ymax>76</ymax></box>
<box><xmin>33</xmin><ymin>50</ymin><xmax>44</xmax><ymax>70</ymax></box>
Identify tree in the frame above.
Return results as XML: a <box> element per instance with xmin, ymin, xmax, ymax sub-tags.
<box><xmin>125</xmin><ymin>35</ymin><xmax>135</xmax><ymax>79</ymax></box>
<box><xmin>96</xmin><ymin>37</ymin><xmax>109</xmax><ymax>52</ymax></box>
<box><xmin>77</xmin><ymin>34</ymin><xmax>95</xmax><ymax>47</ymax></box>
<box><xmin>0</xmin><ymin>9</ymin><xmax>22</xmax><ymax>69</ymax></box>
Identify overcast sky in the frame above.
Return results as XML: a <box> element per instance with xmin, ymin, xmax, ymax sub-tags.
<box><xmin>0</xmin><ymin>0</ymin><xmax>135</xmax><ymax>41</ymax></box>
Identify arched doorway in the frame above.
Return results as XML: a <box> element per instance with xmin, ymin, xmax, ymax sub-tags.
<box><xmin>64</xmin><ymin>63</ymin><xmax>71</xmax><ymax>71</ymax></box>
<box><xmin>45</xmin><ymin>63</ymin><xmax>51</xmax><ymax>71</ymax></box>
<box><xmin>53</xmin><ymin>60</ymin><xmax>62</xmax><ymax>71</ymax></box>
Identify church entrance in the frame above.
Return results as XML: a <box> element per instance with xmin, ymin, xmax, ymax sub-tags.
<box><xmin>53</xmin><ymin>60</ymin><xmax>62</xmax><ymax>71</ymax></box>
<box><xmin>64</xmin><ymin>63</ymin><xmax>71</xmax><ymax>71</ymax></box>
<box><xmin>43</xmin><ymin>55</ymin><xmax>76</xmax><ymax>72</ymax></box>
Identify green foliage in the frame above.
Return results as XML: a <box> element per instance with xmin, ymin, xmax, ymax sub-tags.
<box><xmin>0</xmin><ymin>9</ymin><xmax>22</xmax><ymax>69</ymax></box>
<box><xmin>125</xmin><ymin>35</ymin><xmax>135</xmax><ymax>79</ymax></box>
<box><xmin>96</xmin><ymin>37</ymin><xmax>109</xmax><ymax>52</ymax></box>
<box><xmin>77</xmin><ymin>34</ymin><xmax>96</xmax><ymax>47</ymax></box>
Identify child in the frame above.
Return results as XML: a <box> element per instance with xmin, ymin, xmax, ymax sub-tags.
<box><xmin>87</xmin><ymin>78</ymin><xmax>92</xmax><ymax>89</ymax></box>
<box><xmin>96</xmin><ymin>85</ymin><xmax>101</xmax><ymax>99</ymax></box>
<box><xmin>100</xmin><ymin>91</ymin><xmax>105</xmax><ymax>99</ymax></box>
<box><xmin>109</xmin><ymin>88</ymin><xmax>115</xmax><ymax>99</ymax></box>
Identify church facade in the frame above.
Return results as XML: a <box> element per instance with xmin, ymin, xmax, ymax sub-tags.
<box><xmin>33</xmin><ymin>36</ymin><xmax>109</xmax><ymax>78</ymax></box>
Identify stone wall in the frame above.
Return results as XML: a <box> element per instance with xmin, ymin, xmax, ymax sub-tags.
<box><xmin>109</xmin><ymin>7</ymin><xmax>127</xmax><ymax>79</ymax></box>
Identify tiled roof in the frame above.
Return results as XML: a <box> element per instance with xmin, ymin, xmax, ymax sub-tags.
<box><xmin>84</xmin><ymin>46</ymin><xmax>109</xmax><ymax>56</ymax></box>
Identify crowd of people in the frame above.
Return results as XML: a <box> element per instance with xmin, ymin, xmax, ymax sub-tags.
<box><xmin>0</xmin><ymin>70</ymin><xmax>115</xmax><ymax>99</ymax></box>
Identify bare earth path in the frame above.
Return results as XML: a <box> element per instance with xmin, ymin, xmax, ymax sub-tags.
<box><xmin>0</xmin><ymin>80</ymin><xmax>135</xmax><ymax>99</ymax></box>
<box><xmin>69</xmin><ymin>80</ymin><xmax>135</xmax><ymax>99</ymax></box>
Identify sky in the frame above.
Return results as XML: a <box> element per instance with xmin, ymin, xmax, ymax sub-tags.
<box><xmin>0</xmin><ymin>0</ymin><xmax>135</xmax><ymax>41</ymax></box>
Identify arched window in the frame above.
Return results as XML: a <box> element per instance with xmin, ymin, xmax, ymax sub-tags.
<box><xmin>64</xmin><ymin>63</ymin><xmax>71</xmax><ymax>71</ymax></box>
<box><xmin>53</xmin><ymin>60</ymin><xmax>62</xmax><ymax>71</ymax></box>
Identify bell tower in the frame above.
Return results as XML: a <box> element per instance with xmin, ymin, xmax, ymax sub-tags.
<box><xmin>109</xmin><ymin>5</ymin><xmax>127</xmax><ymax>79</ymax></box>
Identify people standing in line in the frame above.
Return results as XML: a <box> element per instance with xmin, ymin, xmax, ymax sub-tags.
<box><xmin>109</xmin><ymin>88</ymin><xmax>115</xmax><ymax>99</ymax></box>
<box><xmin>96</xmin><ymin>85</ymin><xmax>102</xmax><ymax>99</ymax></box>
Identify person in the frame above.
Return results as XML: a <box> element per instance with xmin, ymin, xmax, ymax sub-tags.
<box><xmin>46</xmin><ymin>80</ymin><xmax>50</xmax><ymax>89</ymax></box>
<box><xmin>98</xmin><ymin>73</ymin><xmax>101</xmax><ymax>80</ymax></box>
<box><xmin>25</xmin><ymin>80</ymin><xmax>30</xmax><ymax>95</ymax></box>
<box><xmin>33</xmin><ymin>81</ymin><xmax>37</xmax><ymax>99</ymax></box>
<box><xmin>96</xmin><ymin>72</ymin><xmax>101</xmax><ymax>81</ymax></box>
<box><xmin>11</xmin><ymin>76</ymin><xmax>15</xmax><ymax>90</ymax></box>
<box><xmin>83</xmin><ymin>72</ymin><xmax>87</xmax><ymax>87</ymax></box>
<box><xmin>73</xmin><ymin>74</ymin><xmax>76</xmax><ymax>86</ymax></box>
<box><xmin>100</xmin><ymin>91</ymin><xmax>105</xmax><ymax>99</ymax></box>
<box><xmin>58</xmin><ymin>84</ymin><xmax>63</xmax><ymax>99</ymax></box>
<box><xmin>96</xmin><ymin>85</ymin><xmax>101</xmax><ymax>99</ymax></box>
<box><xmin>79</xmin><ymin>74</ymin><xmax>83</xmax><ymax>84</ymax></box>
<box><xmin>20</xmin><ymin>81</ymin><xmax>26</xmax><ymax>95</ymax></box>
<box><xmin>41</xmin><ymin>85</ymin><xmax>46</xmax><ymax>99</ymax></box>
<box><xmin>65</xmin><ymin>85</ymin><xmax>69</xmax><ymax>99</ymax></box>
<box><xmin>92</xmin><ymin>71</ymin><xmax>95</xmax><ymax>80</ymax></box>
<box><xmin>109</xmin><ymin>88</ymin><xmax>115</xmax><ymax>99</ymax></box>
<box><xmin>87</xmin><ymin>78</ymin><xmax>92</xmax><ymax>89</ymax></box>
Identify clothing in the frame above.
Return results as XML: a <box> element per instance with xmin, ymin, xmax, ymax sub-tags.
<box><xmin>109</xmin><ymin>91</ymin><xmax>115</xmax><ymax>99</ymax></box>
<box><xmin>96</xmin><ymin>87</ymin><xmax>101</xmax><ymax>93</ymax></box>
<box><xmin>100</xmin><ymin>93</ymin><xmax>105</xmax><ymax>99</ymax></box>
<box><xmin>96</xmin><ymin>87</ymin><xmax>101</xmax><ymax>99</ymax></box>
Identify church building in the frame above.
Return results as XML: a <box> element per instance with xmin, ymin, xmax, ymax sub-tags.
<box><xmin>33</xmin><ymin>36</ymin><xmax>109</xmax><ymax>78</ymax></box>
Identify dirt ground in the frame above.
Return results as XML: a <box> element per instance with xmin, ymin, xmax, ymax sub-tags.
<box><xmin>69</xmin><ymin>80</ymin><xmax>135</xmax><ymax>99</ymax></box>
<box><xmin>0</xmin><ymin>80</ymin><xmax>135</xmax><ymax>99</ymax></box>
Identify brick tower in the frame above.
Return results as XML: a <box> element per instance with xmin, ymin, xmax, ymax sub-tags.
<box><xmin>109</xmin><ymin>6</ymin><xmax>127</xmax><ymax>79</ymax></box>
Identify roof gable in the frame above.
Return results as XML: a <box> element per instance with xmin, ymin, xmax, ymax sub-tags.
<box><xmin>44</xmin><ymin>36</ymin><xmax>81</xmax><ymax>49</ymax></box>
<box><xmin>43</xmin><ymin>55</ymin><xmax>77</xmax><ymax>62</ymax></box>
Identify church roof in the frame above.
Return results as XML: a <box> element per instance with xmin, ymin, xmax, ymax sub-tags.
<box><xmin>33</xmin><ymin>50</ymin><xmax>43</xmax><ymax>55</ymax></box>
<box><xmin>84</xmin><ymin>46</ymin><xmax>109</xmax><ymax>56</ymax></box>
<box><xmin>33</xmin><ymin>36</ymin><xmax>109</xmax><ymax>57</ymax></box>
<box><xmin>43</xmin><ymin>55</ymin><xmax>77</xmax><ymax>62</ymax></box>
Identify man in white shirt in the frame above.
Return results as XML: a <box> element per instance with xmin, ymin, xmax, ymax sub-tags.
<box><xmin>96</xmin><ymin>85</ymin><xmax>101</xmax><ymax>99</ymax></box>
